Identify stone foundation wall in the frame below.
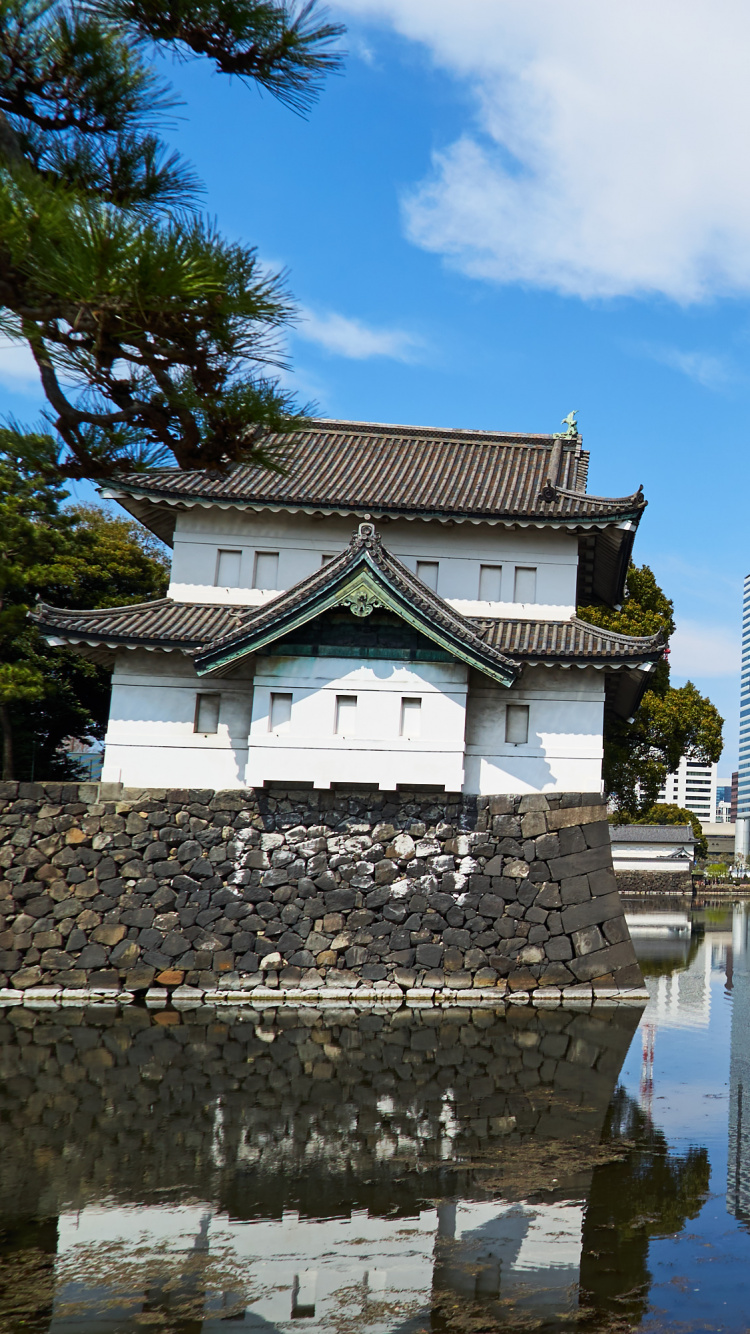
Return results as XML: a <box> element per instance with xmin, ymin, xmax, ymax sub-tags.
<box><xmin>0</xmin><ymin>781</ymin><xmax>644</xmax><ymax>1000</ymax></box>
<box><xmin>614</xmin><ymin>870</ymin><xmax>693</xmax><ymax>896</ymax></box>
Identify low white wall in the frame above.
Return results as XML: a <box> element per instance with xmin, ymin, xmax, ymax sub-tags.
<box><xmin>101</xmin><ymin>650</ymin><xmax>253</xmax><ymax>789</ymax></box>
<box><xmin>246</xmin><ymin>655</ymin><xmax>468</xmax><ymax>791</ymax></box>
<box><xmin>463</xmin><ymin>665</ymin><xmax>605</xmax><ymax>795</ymax></box>
<box><xmin>100</xmin><ymin>652</ymin><xmax>610</xmax><ymax>795</ymax></box>
<box><xmin>612</xmin><ymin>854</ymin><xmax>692</xmax><ymax>872</ymax></box>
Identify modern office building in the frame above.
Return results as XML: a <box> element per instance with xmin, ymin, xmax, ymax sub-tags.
<box><xmin>736</xmin><ymin>574</ymin><xmax>750</xmax><ymax>863</ymax></box>
<box><xmin>658</xmin><ymin>755</ymin><xmax>718</xmax><ymax>825</ymax></box>
<box><xmin>717</xmin><ymin>784</ymin><xmax>733</xmax><ymax>822</ymax></box>
<box><xmin>732</xmin><ymin>771</ymin><xmax>739</xmax><ymax>823</ymax></box>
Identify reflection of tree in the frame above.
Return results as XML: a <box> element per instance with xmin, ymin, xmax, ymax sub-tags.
<box><xmin>579</xmin><ymin>1085</ymin><xmax>710</xmax><ymax>1328</ymax></box>
<box><xmin>0</xmin><ymin>1217</ymin><xmax>58</xmax><ymax>1334</ymax></box>
<box><xmin>637</xmin><ymin>927</ymin><xmax>703</xmax><ymax>979</ymax></box>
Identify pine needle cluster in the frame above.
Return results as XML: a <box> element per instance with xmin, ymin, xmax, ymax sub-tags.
<box><xmin>0</xmin><ymin>0</ymin><xmax>344</xmax><ymax>477</ymax></box>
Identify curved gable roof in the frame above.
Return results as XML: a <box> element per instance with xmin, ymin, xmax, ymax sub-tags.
<box><xmin>194</xmin><ymin>524</ymin><xmax>520</xmax><ymax>686</ymax></box>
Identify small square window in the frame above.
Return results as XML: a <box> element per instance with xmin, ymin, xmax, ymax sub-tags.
<box><xmin>505</xmin><ymin>704</ymin><xmax>529</xmax><ymax>745</ymax></box>
<box><xmin>478</xmin><ymin>564</ymin><xmax>502</xmax><ymax>601</ymax></box>
<box><xmin>269</xmin><ymin>692</ymin><xmax>292</xmax><ymax>734</ymax></box>
<box><xmin>253</xmin><ymin>551</ymin><xmax>279</xmax><ymax>590</ymax></box>
<box><xmin>292</xmin><ymin>1272</ymin><xmax>317</xmax><ymax>1320</ymax></box>
<box><xmin>514</xmin><ymin>567</ymin><xmax>537</xmax><ymax>603</ymax></box>
<box><xmin>416</xmin><ymin>560</ymin><xmax>439</xmax><ymax>591</ymax></box>
<box><xmin>400</xmin><ymin>697</ymin><xmax>422</xmax><ymax>738</ymax></box>
<box><xmin>215</xmin><ymin>549</ymin><xmax>241</xmax><ymax>587</ymax></box>
<box><xmin>194</xmin><ymin>694</ymin><xmax>220</xmax><ymax>733</ymax></box>
<box><xmin>335</xmin><ymin>695</ymin><xmax>357</xmax><ymax>736</ymax></box>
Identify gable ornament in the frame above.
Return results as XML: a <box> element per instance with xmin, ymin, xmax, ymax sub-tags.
<box><xmin>341</xmin><ymin>589</ymin><xmax>383</xmax><ymax>617</ymax></box>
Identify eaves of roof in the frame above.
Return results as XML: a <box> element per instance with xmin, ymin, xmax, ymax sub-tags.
<box><xmin>473</xmin><ymin>616</ymin><xmax>664</xmax><ymax>666</ymax></box>
<box><xmin>610</xmin><ymin>824</ymin><xmax>695</xmax><ymax>844</ymax></box>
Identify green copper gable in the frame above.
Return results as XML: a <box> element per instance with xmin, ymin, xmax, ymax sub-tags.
<box><xmin>195</xmin><ymin>536</ymin><xmax>519</xmax><ymax>687</ymax></box>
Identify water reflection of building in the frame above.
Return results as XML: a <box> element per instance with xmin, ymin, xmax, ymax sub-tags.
<box><xmin>0</xmin><ymin>1004</ymin><xmax>709</xmax><ymax>1334</ymax></box>
<box><xmin>728</xmin><ymin>904</ymin><xmax>750</xmax><ymax>1225</ymax></box>
<box><xmin>629</xmin><ymin>914</ymin><xmax>732</xmax><ymax>1032</ymax></box>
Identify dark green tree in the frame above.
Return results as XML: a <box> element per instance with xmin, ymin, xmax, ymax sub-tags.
<box><xmin>580</xmin><ymin>1085</ymin><xmax>710</xmax><ymax>1327</ymax></box>
<box><xmin>0</xmin><ymin>427</ymin><xmax>168</xmax><ymax>779</ymax></box>
<box><xmin>0</xmin><ymin>0</ymin><xmax>344</xmax><ymax>479</ymax></box>
<box><xmin>579</xmin><ymin>564</ymin><xmax>723</xmax><ymax>814</ymax></box>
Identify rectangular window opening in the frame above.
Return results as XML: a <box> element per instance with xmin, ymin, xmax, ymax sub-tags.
<box><xmin>514</xmin><ymin>566</ymin><xmax>537</xmax><ymax>603</ymax></box>
<box><xmin>269</xmin><ymin>692</ymin><xmax>292</xmax><ymax>734</ymax></box>
<box><xmin>505</xmin><ymin>703</ymin><xmax>529</xmax><ymax>745</ymax></box>
<box><xmin>194</xmin><ymin>694</ymin><xmax>220</xmax><ymax>734</ymax></box>
<box><xmin>253</xmin><ymin>551</ymin><xmax>280</xmax><ymax>590</ymax></box>
<box><xmin>292</xmin><ymin>1272</ymin><xmax>317</xmax><ymax>1320</ymax></box>
<box><xmin>478</xmin><ymin>564</ymin><xmax>503</xmax><ymax>601</ymax></box>
<box><xmin>400</xmin><ymin>697</ymin><xmax>422</xmax><ymax>739</ymax></box>
<box><xmin>335</xmin><ymin>694</ymin><xmax>357</xmax><ymax>736</ymax></box>
<box><xmin>416</xmin><ymin>560</ymin><xmax>439</xmax><ymax>592</ymax></box>
<box><xmin>215</xmin><ymin>549</ymin><xmax>241</xmax><ymax>587</ymax></box>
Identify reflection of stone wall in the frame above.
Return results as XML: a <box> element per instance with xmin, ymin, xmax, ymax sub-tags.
<box><xmin>0</xmin><ymin>781</ymin><xmax>643</xmax><ymax>997</ymax></box>
<box><xmin>0</xmin><ymin>1004</ymin><xmax>640</xmax><ymax>1226</ymax></box>
<box><xmin>615</xmin><ymin>870</ymin><xmax>693</xmax><ymax>895</ymax></box>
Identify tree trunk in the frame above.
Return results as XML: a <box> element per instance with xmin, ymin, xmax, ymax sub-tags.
<box><xmin>0</xmin><ymin>703</ymin><xmax>14</xmax><ymax>779</ymax></box>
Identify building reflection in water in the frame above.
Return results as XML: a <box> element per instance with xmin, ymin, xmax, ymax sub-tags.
<box><xmin>0</xmin><ymin>998</ymin><xmax>710</xmax><ymax>1333</ymax></box>
<box><xmin>728</xmin><ymin>903</ymin><xmax>750</xmax><ymax>1227</ymax></box>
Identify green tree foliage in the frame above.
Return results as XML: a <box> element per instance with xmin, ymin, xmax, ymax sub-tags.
<box><xmin>0</xmin><ymin>427</ymin><xmax>168</xmax><ymax>778</ymax></box>
<box><xmin>0</xmin><ymin>0</ymin><xmax>344</xmax><ymax>479</ymax></box>
<box><xmin>579</xmin><ymin>564</ymin><xmax>723</xmax><ymax>814</ymax></box>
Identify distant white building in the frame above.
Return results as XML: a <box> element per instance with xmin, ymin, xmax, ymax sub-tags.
<box><xmin>610</xmin><ymin>824</ymin><xmax>695</xmax><ymax>873</ymax></box>
<box><xmin>35</xmin><ymin>419</ymin><xmax>662</xmax><ymax>794</ymax></box>
<box><xmin>658</xmin><ymin>756</ymin><xmax>718</xmax><ymax>825</ymax></box>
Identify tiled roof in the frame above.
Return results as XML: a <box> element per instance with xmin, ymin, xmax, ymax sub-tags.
<box><xmin>102</xmin><ymin>419</ymin><xmax>645</xmax><ymax>524</ymax></box>
<box><xmin>33</xmin><ymin>599</ymin><xmax>663</xmax><ymax>667</ymax></box>
<box><xmin>473</xmin><ymin>616</ymin><xmax>663</xmax><ymax>663</ymax></box>
<box><xmin>32</xmin><ymin>598</ymin><xmax>241</xmax><ymax>649</ymax></box>
<box><xmin>610</xmin><ymin>825</ymin><xmax>695</xmax><ymax>844</ymax></box>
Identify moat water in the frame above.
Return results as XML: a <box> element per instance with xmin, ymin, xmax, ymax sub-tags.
<box><xmin>0</xmin><ymin>902</ymin><xmax>749</xmax><ymax>1333</ymax></box>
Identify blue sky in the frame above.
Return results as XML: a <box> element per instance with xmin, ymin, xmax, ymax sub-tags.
<box><xmin>3</xmin><ymin>0</ymin><xmax>746</xmax><ymax>771</ymax></box>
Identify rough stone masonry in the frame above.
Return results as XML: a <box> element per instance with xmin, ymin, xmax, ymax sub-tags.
<box><xmin>0</xmin><ymin>782</ymin><xmax>645</xmax><ymax>1001</ymax></box>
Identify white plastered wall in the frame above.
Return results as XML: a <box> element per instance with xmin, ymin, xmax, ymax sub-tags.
<box><xmin>167</xmin><ymin>508</ymin><xmax>578</xmax><ymax>620</ymax></box>
<box><xmin>246</xmin><ymin>655</ymin><xmax>468</xmax><ymax>791</ymax></box>
<box><xmin>100</xmin><ymin>650</ymin><xmax>610</xmax><ymax>796</ymax></box>
<box><xmin>463</xmin><ymin>665</ymin><xmax>606</xmax><ymax>795</ymax></box>
<box><xmin>101</xmin><ymin>649</ymin><xmax>254</xmax><ymax>789</ymax></box>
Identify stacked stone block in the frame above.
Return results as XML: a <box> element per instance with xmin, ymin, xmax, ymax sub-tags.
<box><xmin>0</xmin><ymin>781</ymin><xmax>643</xmax><ymax>998</ymax></box>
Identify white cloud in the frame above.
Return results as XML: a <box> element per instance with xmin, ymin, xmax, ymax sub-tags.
<box><xmin>669</xmin><ymin>620</ymin><xmax>740</xmax><ymax>678</ymax></box>
<box><xmin>638</xmin><ymin>344</ymin><xmax>735</xmax><ymax>390</ymax></box>
<box><xmin>296</xmin><ymin>306</ymin><xmax>423</xmax><ymax>360</ymax></box>
<box><xmin>337</xmin><ymin>0</ymin><xmax>750</xmax><ymax>301</ymax></box>
<box><xmin>0</xmin><ymin>336</ymin><xmax>41</xmax><ymax>393</ymax></box>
